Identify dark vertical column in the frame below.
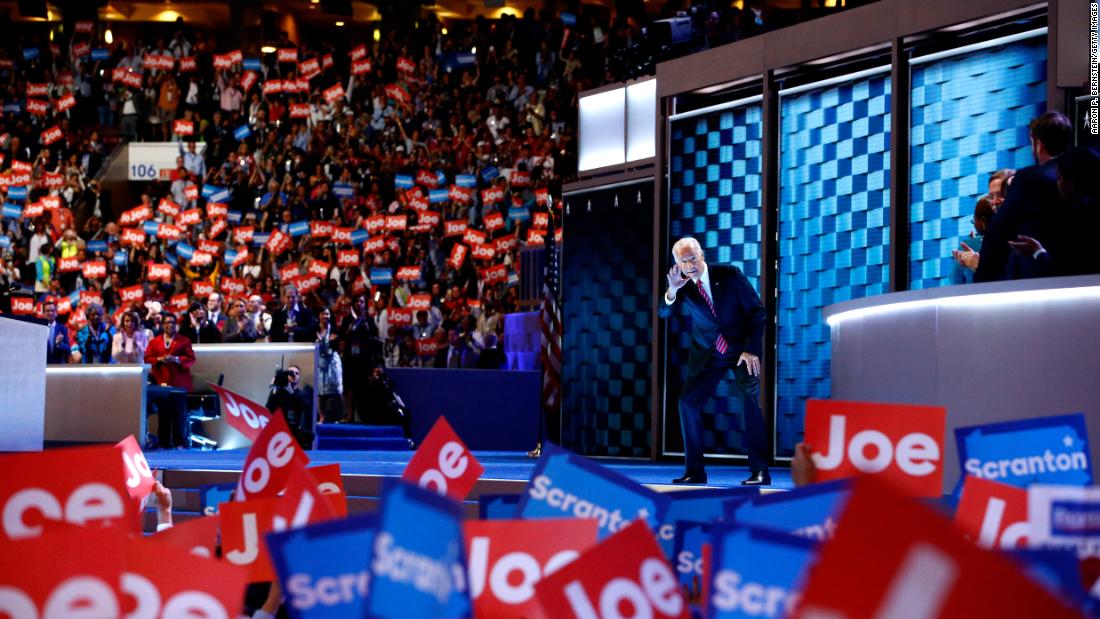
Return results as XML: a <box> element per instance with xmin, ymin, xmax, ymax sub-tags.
<box><xmin>1047</xmin><ymin>0</ymin><xmax>1065</xmax><ymax>114</ymax></box>
<box><xmin>889</xmin><ymin>37</ymin><xmax>911</xmax><ymax>292</ymax></box>
<box><xmin>650</xmin><ymin>94</ymin><xmax>668</xmax><ymax>461</ymax></box>
<box><xmin>760</xmin><ymin>69</ymin><xmax>780</xmax><ymax>464</ymax></box>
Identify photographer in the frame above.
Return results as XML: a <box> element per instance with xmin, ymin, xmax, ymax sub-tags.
<box><xmin>360</xmin><ymin>366</ymin><xmax>412</xmax><ymax>443</ymax></box>
<box><xmin>265</xmin><ymin>364</ymin><xmax>314</xmax><ymax>448</ymax></box>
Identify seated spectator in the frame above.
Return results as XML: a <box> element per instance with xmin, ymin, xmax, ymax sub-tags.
<box><xmin>75</xmin><ymin>303</ymin><xmax>113</xmax><ymax>364</ymax></box>
<box><xmin>43</xmin><ymin>300</ymin><xmax>71</xmax><ymax>365</ymax></box>
<box><xmin>112</xmin><ymin>310</ymin><xmax>149</xmax><ymax>363</ymax></box>
<box><xmin>145</xmin><ymin>313</ymin><xmax>196</xmax><ymax>449</ymax></box>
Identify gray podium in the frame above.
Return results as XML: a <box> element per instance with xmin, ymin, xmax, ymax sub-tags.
<box><xmin>0</xmin><ymin>315</ymin><xmax>47</xmax><ymax>451</ymax></box>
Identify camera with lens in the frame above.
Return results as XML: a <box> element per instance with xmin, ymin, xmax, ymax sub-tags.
<box><xmin>273</xmin><ymin>369</ymin><xmax>294</xmax><ymax>389</ymax></box>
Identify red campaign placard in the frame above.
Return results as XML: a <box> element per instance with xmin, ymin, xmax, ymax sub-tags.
<box><xmin>482</xmin><ymin>187</ymin><xmax>505</xmax><ymax>204</ymax></box>
<box><xmin>209</xmin><ymin>383</ymin><xmax>273</xmax><ymax>442</ymax></box>
<box><xmin>363</xmin><ymin>236</ymin><xmax>386</xmax><ymax>254</ymax></box>
<box><xmin>80</xmin><ymin>290</ymin><xmax>103</xmax><ymax>307</ymax></box>
<box><xmin>289</xmin><ymin>102</ymin><xmax>311</xmax><ymax>118</ymax></box>
<box><xmin>11</xmin><ymin>160</ymin><xmax>31</xmax><ymax>173</ymax></box>
<box><xmin>401</xmin><ymin>416</ymin><xmax>484</xmax><ymax>501</ymax></box>
<box><xmin>156</xmin><ymin>224</ymin><xmax>181</xmax><ymax>240</ymax></box>
<box><xmin>227</xmin><ymin>49</ymin><xmax>243</xmax><ymax>63</ymax></box>
<box><xmin>351</xmin><ymin>58</ymin><xmax>372</xmax><ymax>75</ymax></box>
<box><xmin>323</xmin><ymin>84</ymin><xmax>345</xmax><ymax>103</ymax></box>
<box><xmin>307</xmin><ymin>463</ymin><xmax>348</xmax><ymax>517</ymax></box>
<box><xmin>295</xmin><ymin>274</ymin><xmax>322</xmax><ymax>294</ymax></box>
<box><xmin>804</xmin><ymin>399</ymin><xmax>946</xmax><ymax>497</ymax></box>
<box><xmin>233</xmin><ymin>226</ymin><xmax>255</xmax><ymax>245</ymax></box>
<box><xmin>179</xmin><ymin>56</ymin><xmax>197</xmax><ymax>72</ymax></box>
<box><xmin>120</xmin><ymin>204</ymin><xmax>153</xmax><ymax>226</ymax></box>
<box><xmin>791</xmin><ymin>477</ymin><xmax>1079</xmax><ymax>619</ymax></box>
<box><xmin>82</xmin><ymin>261</ymin><xmax>107</xmax><ymax>280</ymax></box>
<box><xmin>263</xmin><ymin>79</ymin><xmax>284</xmax><ymax>95</ymax></box>
<box><xmin>321</xmin><ymin>53</ymin><xmax>333</xmax><ymax>70</ymax></box>
<box><xmin>26</xmin><ymin>83</ymin><xmax>48</xmax><ymax>97</ymax></box>
<box><xmin>192</xmin><ymin>280</ymin><xmax>214</xmax><ymax>298</ymax></box>
<box><xmin>332</xmin><ymin>227</ymin><xmax>354</xmax><ymax>245</ymax></box>
<box><xmin>178</xmin><ymin>208</ymin><xmax>202</xmax><ymax>226</ymax></box>
<box><xmin>396</xmin><ymin>56</ymin><xmax>417</xmax><ymax>73</ymax></box>
<box><xmin>533</xmin><ymin>212</ymin><xmax>550</xmax><ymax>228</ymax></box>
<box><xmin>119</xmin><ymin>285</ymin><xmax>144</xmax><ymax>305</ymax></box>
<box><xmin>445</xmin><ymin>219</ymin><xmax>468</xmax><ymax>237</ymax></box>
<box><xmin>114</xmin><ymin>435</ymin><xmax>154</xmax><ymax>518</ymax></box>
<box><xmin>11</xmin><ymin>296</ymin><xmax>35</xmax><ymax>314</ymax></box>
<box><xmin>213</xmin><ymin>54</ymin><xmax>233</xmax><ymax>70</ymax></box>
<box><xmin>449</xmin><ymin>184</ymin><xmax>473</xmax><ymax>203</ymax></box>
<box><xmin>954</xmin><ymin>476</ymin><xmax>1029</xmax><ymax>550</ymax></box>
<box><xmin>184</xmin><ymin>184</ymin><xmax>199</xmax><ymax>201</ymax></box>
<box><xmin>277</xmin><ymin>48</ymin><xmax>298</xmax><ymax>63</ymax></box>
<box><xmin>526</xmin><ymin>228</ymin><xmax>547</xmax><ymax>246</ymax></box>
<box><xmin>147</xmin><ymin>263</ymin><xmax>173</xmax><ymax>282</ymax></box>
<box><xmin>419</xmin><ymin>210</ymin><xmax>441</xmax><ymax>226</ymax></box>
<box><xmin>265</xmin><ymin>229</ymin><xmax>291</xmax><ymax>256</ymax></box>
<box><xmin>41</xmin><ymin>196</ymin><xmax>60</xmax><ymax>211</ymax></box>
<box><xmin>26</xmin><ymin>98</ymin><xmax>49</xmax><ymax>116</ymax></box>
<box><xmin>154</xmin><ymin>514</ymin><xmax>220</xmax><ymax>558</ymax></box>
<box><xmin>464</xmin><ymin>228</ymin><xmax>488</xmax><ymax>246</ymax></box>
<box><xmin>172</xmin><ymin>119</ymin><xmax>194</xmax><ymax>136</ymax></box>
<box><xmin>337</xmin><ymin>249</ymin><xmax>360</xmax><ymax>267</ymax></box>
<box><xmin>220</xmin><ymin>497</ymin><xmax>280</xmax><ymax>582</ymax></box>
<box><xmin>364</xmin><ymin>214</ymin><xmax>386</xmax><ymax>235</ymax></box>
<box><xmin>416</xmin><ymin>169</ymin><xmax>438</xmax><ymax>188</ymax></box>
<box><xmin>0</xmin><ymin>528</ymin><xmax>125</xmax><ymax>616</ymax></box>
<box><xmin>122</xmin><ymin>71</ymin><xmax>143</xmax><ymax>89</ymax></box>
<box><xmin>198</xmin><ymin>239</ymin><xmax>221</xmax><ymax>255</ymax></box>
<box><xmin>158</xmin><ymin>197</ymin><xmax>181</xmax><ymax>218</ymax></box>
<box><xmin>190</xmin><ymin>251</ymin><xmax>213</xmax><ymax>267</ymax></box>
<box><xmin>310</xmin><ymin>220</ymin><xmax>334</xmax><ymax>238</ymax></box>
<box><xmin>308</xmin><ymin>260</ymin><xmax>331</xmax><ymax>278</ymax></box>
<box><xmin>406</xmin><ymin>294</ymin><xmax>431</xmax><ymax>311</ymax></box>
<box><xmin>397</xmin><ymin>265</ymin><xmax>422</xmax><ymax>281</ymax></box>
<box><xmin>221</xmin><ymin>277</ymin><xmax>246</xmax><ymax>297</ymax></box>
<box><xmin>484</xmin><ymin>211</ymin><xmax>505</xmax><ymax>232</ymax></box>
<box><xmin>555</xmin><ymin>228</ymin><xmax>563</xmax><ymax>243</ymax></box>
<box><xmin>207</xmin><ymin>201</ymin><xmax>228</xmax><ymax>219</ymax></box>
<box><xmin>481</xmin><ymin>264</ymin><xmax>509</xmax><ymax>285</ymax></box>
<box><xmin>385</xmin><ymin>214</ymin><xmax>407</xmax><ymax>231</ymax></box>
<box><xmin>279</xmin><ymin>263</ymin><xmax>301</xmax><ymax>281</ymax></box>
<box><xmin>466</xmin><ymin>519</ymin><xmax>599</xmax><ymax>619</ymax></box>
<box><xmin>472</xmin><ymin>243</ymin><xmax>496</xmax><ymax>261</ymax></box>
<box><xmin>169</xmin><ymin>293</ymin><xmax>190</xmax><ymax>313</ymax></box>
<box><xmin>56</xmin><ymin>297</ymin><xmax>72</xmax><ymax>315</ymax></box>
<box><xmin>388</xmin><ymin>307</ymin><xmax>413</xmax><ymax>327</ymax></box>
<box><xmin>42</xmin><ymin>173</ymin><xmax>64</xmax><ymax>189</ymax></box>
<box><xmin>416</xmin><ymin>338</ymin><xmax>439</xmax><ymax>358</ymax></box>
<box><xmin>385</xmin><ymin>83</ymin><xmax>409</xmax><ymax>104</ymax></box>
<box><xmin>235</xmin><ymin>412</ymin><xmax>309</xmax><ymax>501</ymax></box>
<box><xmin>41</xmin><ymin>125</ymin><xmax>63</xmax><ymax>145</ymax></box>
<box><xmin>74</xmin><ymin>19</ymin><xmax>94</xmax><ymax>33</ymax></box>
<box><xmin>23</xmin><ymin>202</ymin><xmax>44</xmax><ymax>218</ymax></box>
<box><xmin>126</xmin><ymin>535</ymin><xmax>248</xmax><ymax>616</ymax></box>
<box><xmin>278</xmin><ymin>462</ymin><xmax>339</xmax><ymax>528</ymax></box>
<box><xmin>510</xmin><ymin>169</ymin><xmax>531</xmax><ymax>187</ymax></box>
<box><xmin>449</xmin><ymin>243</ymin><xmax>468</xmax><ymax>269</ymax></box>
<box><xmin>495</xmin><ymin>236</ymin><xmax>518</xmax><ymax>254</ymax></box>
<box><xmin>240</xmin><ymin>70</ymin><xmax>258</xmax><ymax>93</ymax></box>
<box><xmin>298</xmin><ymin>57</ymin><xmax>320</xmax><ymax>78</ymax></box>
<box><xmin>58</xmin><ymin>256</ymin><xmax>81</xmax><ymax>273</ymax></box>
<box><xmin>409</xmin><ymin>193</ymin><xmax>430</xmax><ymax>211</ymax></box>
<box><xmin>536</xmin><ymin>520</ymin><xmax>690</xmax><ymax>619</ymax></box>
<box><xmin>210</xmin><ymin>218</ymin><xmax>227</xmax><ymax>240</ymax></box>
<box><xmin>350</xmin><ymin>44</ymin><xmax>368</xmax><ymax>60</ymax></box>
<box><xmin>72</xmin><ymin>41</ymin><xmax>91</xmax><ymax>57</ymax></box>
<box><xmin>0</xmin><ymin>446</ymin><xmax>133</xmax><ymax>540</ymax></box>
<box><xmin>405</xmin><ymin>186</ymin><xmax>425</xmax><ymax>201</ymax></box>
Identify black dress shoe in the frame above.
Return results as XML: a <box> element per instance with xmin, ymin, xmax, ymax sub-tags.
<box><xmin>741</xmin><ymin>470</ymin><xmax>771</xmax><ymax>486</ymax></box>
<box><xmin>672</xmin><ymin>473</ymin><xmax>708</xmax><ymax>485</ymax></box>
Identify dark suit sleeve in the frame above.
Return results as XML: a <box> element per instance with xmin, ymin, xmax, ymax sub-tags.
<box><xmin>731</xmin><ymin>268</ymin><xmax>765</xmax><ymax>358</ymax></box>
<box><xmin>291</xmin><ymin>307</ymin><xmax>317</xmax><ymax>342</ymax></box>
<box><xmin>974</xmin><ymin>168</ymin><xmax>1039</xmax><ymax>282</ymax></box>
<box><xmin>657</xmin><ymin>289</ymin><xmax>677</xmax><ymax>319</ymax></box>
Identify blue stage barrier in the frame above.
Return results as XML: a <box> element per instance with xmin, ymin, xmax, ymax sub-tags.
<box><xmin>386</xmin><ymin>368</ymin><xmax>541</xmax><ymax>451</ymax></box>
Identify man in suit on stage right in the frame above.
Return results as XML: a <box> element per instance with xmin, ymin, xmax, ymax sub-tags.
<box><xmin>659</xmin><ymin>236</ymin><xmax>770</xmax><ymax>486</ymax></box>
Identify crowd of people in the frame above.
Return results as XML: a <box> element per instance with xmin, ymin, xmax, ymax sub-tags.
<box><xmin>0</xmin><ymin>10</ymin><xmax>604</xmax><ymax>424</ymax></box>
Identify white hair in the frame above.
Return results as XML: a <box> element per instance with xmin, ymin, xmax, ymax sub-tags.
<box><xmin>672</xmin><ymin>236</ymin><xmax>703</xmax><ymax>257</ymax></box>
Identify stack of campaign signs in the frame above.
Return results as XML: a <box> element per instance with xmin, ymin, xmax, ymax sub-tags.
<box><xmin>0</xmin><ymin>389</ymin><xmax>1096</xmax><ymax>618</ymax></box>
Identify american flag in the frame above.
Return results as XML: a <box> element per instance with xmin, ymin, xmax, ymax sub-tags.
<box><xmin>539</xmin><ymin>228</ymin><xmax>562</xmax><ymax>438</ymax></box>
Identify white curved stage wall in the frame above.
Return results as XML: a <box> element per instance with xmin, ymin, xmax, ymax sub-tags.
<box><xmin>825</xmin><ymin>275</ymin><xmax>1100</xmax><ymax>493</ymax></box>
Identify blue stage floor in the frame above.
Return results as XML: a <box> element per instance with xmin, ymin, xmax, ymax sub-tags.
<box><xmin>145</xmin><ymin>449</ymin><xmax>794</xmax><ymax>489</ymax></box>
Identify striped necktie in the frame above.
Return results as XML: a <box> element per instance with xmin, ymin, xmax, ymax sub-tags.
<box><xmin>696</xmin><ymin>280</ymin><xmax>729</xmax><ymax>354</ymax></box>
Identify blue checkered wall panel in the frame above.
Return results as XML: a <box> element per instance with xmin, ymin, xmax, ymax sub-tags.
<box><xmin>664</xmin><ymin>105</ymin><xmax>763</xmax><ymax>457</ymax></box>
<box><xmin>908</xmin><ymin>38</ymin><xmax>1047</xmax><ymax>289</ymax></box>
<box><xmin>777</xmin><ymin>74</ymin><xmax>893</xmax><ymax>457</ymax></box>
<box><xmin>561</xmin><ymin>183</ymin><xmax>654</xmax><ymax>457</ymax></box>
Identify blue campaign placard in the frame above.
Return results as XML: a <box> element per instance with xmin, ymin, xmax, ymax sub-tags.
<box><xmin>508</xmin><ymin>207</ymin><xmax>529</xmax><ymax>221</ymax></box>
<box><xmin>333</xmin><ymin>183</ymin><xmax>355</xmax><ymax>199</ymax></box>
<box><xmin>366</xmin><ymin>480</ymin><xmax>469</xmax><ymax>619</ymax></box>
<box><xmin>370</xmin><ymin>268</ymin><xmax>392</xmax><ymax>285</ymax></box>
<box><xmin>350</xmin><ymin>229</ymin><xmax>369</xmax><ymax>246</ymax></box>
<box><xmin>428</xmin><ymin>189</ymin><xmax>449</xmax><ymax>204</ymax></box>
<box><xmin>673</xmin><ymin>520</ymin><xmax>712</xmax><ymax>593</ymax></box>
<box><xmin>252</xmin><ymin>232</ymin><xmax>270</xmax><ymax>247</ymax></box>
<box><xmin>86</xmin><ymin>240</ymin><xmax>108</xmax><ymax>253</ymax></box>
<box><xmin>514</xmin><ymin>444</ymin><xmax>669</xmax><ymax>540</ymax></box>
<box><xmin>91</xmin><ymin>48</ymin><xmax>110</xmax><ymax>61</ymax></box>
<box><xmin>7</xmin><ymin>186</ymin><xmax>27</xmax><ymax>201</ymax></box>
<box><xmin>209</xmin><ymin>188</ymin><xmax>231</xmax><ymax>203</ymax></box>
<box><xmin>198</xmin><ymin>483</ymin><xmax>236</xmax><ymax>516</ymax></box>
<box><xmin>201</xmin><ymin>184</ymin><xmax>218</xmax><ymax>199</ymax></box>
<box><xmin>480</xmin><ymin>166</ymin><xmax>499</xmax><ymax>181</ymax></box>
<box><xmin>435</xmin><ymin>170</ymin><xmax>447</xmax><ymax>187</ymax></box>
<box><xmin>657</xmin><ymin>488</ymin><xmax>758</xmax><ymax>560</ymax></box>
<box><xmin>114</xmin><ymin>252</ymin><xmax>127</xmax><ymax>266</ymax></box>
<box><xmin>477</xmin><ymin>494</ymin><xmax>522</xmax><ymax>520</ymax></box>
<box><xmin>267</xmin><ymin>513</ymin><xmax>379</xmax><ymax>619</ymax></box>
<box><xmin>394</xmin><ymin>175</ymin><xmax>414</xmax><ymax>190</ymax></box>
<box><xmin>1</xmin><ymin>204</ymin><xmax>20</xmax><ymax>219</ymax></box>
<box><xmin>234</xmin><ymin>124</ymin><xmax>252</xmax><ymax>141</ymax></box>
<box><xmin>243</xmin><ymin>58</ymin><xmax>263</xmax><ymax>72</ymax></box>
<box><xmin>706</xmin><ymin>524</ymin><xmax>818</xmax><ymax>619</ymax></box>
<box><xmin>956</xmin><ymin>413</ymin><xmax>1092</xmax><ymax>492</ymax></box>
<box><xmin>22</xmin><ymin>48</ymin><xmax>39</xmax><ymax>61</ymax></box>
<box><xmin>143</xmin><ymin>220</ymin><xmax>159</xmax><ymax>236</ymax></box>
<box><xmin>289</xmin><ymin>221</ymin><xmax>310</xmax><ymax>238</ymax></box>
<box><xmin>227</xmin><ymin>210</ymin><xmax>242</xmax><ymax>223</ymax></box>
<box><xmin>0</xmin><ymin>235</ymin><xmax>10</xmax><ymax>248</ymax></box>
<box><xmin>1009</xmin><ymin>549</ymin><xmax>1091</xmax><ymax>613</ymax></box>
<box><xmin>175</xmin><ymin>242</ymin><xmax>195</xmax><ymax>260</ymax></box>
<box><xmin>725</xmin><ymin>479</ymin><xmax>851</xmax><ymax>541</ymax></box>
<box><xmin>455</xmin><ymin>174</ymin><xmax>476</xmax><ymax>188</ymax></box>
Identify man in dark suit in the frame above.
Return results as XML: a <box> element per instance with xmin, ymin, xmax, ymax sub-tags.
<box><xmin>270</xmin><ymin>284</ymin><xmax>316</xmax><ymax>343</ymax></box>
<box><xmin>974</xmin><ymin>112</ymin><xmax>1072</xmax><ymax>282</ymax></box>
<box><xmin>658</xmin><ymin>236</ymin><xmax>769</xmax><ymax>486</ymax></box>
<box><xmin>43</xmin><ymin>300</ymin><xmax>71</xmax><ymax>364</ymax></box>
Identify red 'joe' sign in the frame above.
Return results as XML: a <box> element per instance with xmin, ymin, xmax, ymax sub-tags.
<box><xmin>401</xmin><ymin>416</ymin><xmax>484</xmax><ymax>501</ymax></box>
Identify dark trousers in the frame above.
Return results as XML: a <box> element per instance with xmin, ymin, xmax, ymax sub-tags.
<box><xmin>149</xmin><ymin>386</ymin><xmax>189</xmax><ymax>449</ymax></box>
<box><xmin>679</xmin><ymin>352</ymin><xmax>769</xmax><ymax>474</ymax></box>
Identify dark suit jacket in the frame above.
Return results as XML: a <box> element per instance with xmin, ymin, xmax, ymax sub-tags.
<box><xmin>657</xmin><ymin>264</ymin><xmax>765</xmax><ymax>372</ymax></box>
<box><xmin>975</xmin><ymin>159</ymin><xmax>1063</xmax><ymax>282</ymax></box>
<box><xmin>179</xmin><ymin>319</ymin><xmax>223</xmax><ymax>344</ymax></box>
<box><xmin>46</xmin><ymin>321</ymin><xmax>71</xmax><ymax>364</ymax></box>
<box><xmin>144</xmin><ymin>334</ymin><xmax>196</xmax><ymax>391</ymax></box>
<box><xmin>270</xmin><ymin>304</ymin><xmax>317</xmax><ymax>343</ymax></box>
